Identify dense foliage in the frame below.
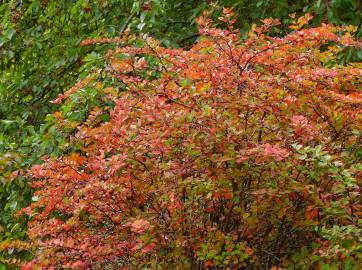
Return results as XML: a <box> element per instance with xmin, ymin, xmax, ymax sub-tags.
<box><xmin>1</xmin><ymin>0</ymin><xmax>361</xmax><ymax>141</ymax></box>
<box><xmin>1</xmin><ymin>1</ymin><xmax>361</xmax><ymax>269</ymax></box>
<box><xmin>0</xmin><ymin>1</ymin><xmax>210</xmax><ymax>266</ymax></box>
<box><xmin>6</xmin><ymin>11</ymin><xmax>360</xmax><ymax>269</ymax></box>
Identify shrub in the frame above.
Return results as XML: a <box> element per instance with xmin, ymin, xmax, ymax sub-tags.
<box><xmin>17</xmin><ymin>11</ymin><xmax>361</xmax><ymax>269</ymax></box>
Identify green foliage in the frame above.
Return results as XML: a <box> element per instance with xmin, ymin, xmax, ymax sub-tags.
<box><xmin>1</xmin><ymin>0</ymin><xmax>130</xmax><ymax>134</ymax></box>
<box><xmin>1</xmin><ymin>0</ymin><xmax>361</xmax><ymax>137</ymax></box>
<box><xmin>0</xmin><ymin>1</ymin><xmax>134</xmax><ymax>266</ymax></box>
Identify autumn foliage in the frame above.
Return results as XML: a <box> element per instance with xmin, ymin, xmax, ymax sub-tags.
<box><xmin>14</xmin><ymin>11</ymin><xmax>362</xmax><ymax>269</ymax></box>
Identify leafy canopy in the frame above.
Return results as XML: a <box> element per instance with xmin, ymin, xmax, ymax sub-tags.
<box><xmin>10</xmin><ymin>11</ymin><xmax>362</xmax><ymax>269</ymax></box>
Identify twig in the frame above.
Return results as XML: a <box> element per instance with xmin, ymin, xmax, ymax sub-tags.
<box><xmin>118</xmin><ymin>0</ymin><xmax>145</xmax><ymax>35</ymax></box>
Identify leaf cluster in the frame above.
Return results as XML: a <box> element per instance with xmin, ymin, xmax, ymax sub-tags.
<box><xmin>12</xmin><ymin>12</ymin><xmax>362</xmax><ymax>269</ymax></box>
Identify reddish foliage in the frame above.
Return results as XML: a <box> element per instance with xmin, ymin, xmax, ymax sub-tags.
<box><xmin>19</xmin><ymin>12</ymin><xmax>361</xmax><ymax>269</ymax></box>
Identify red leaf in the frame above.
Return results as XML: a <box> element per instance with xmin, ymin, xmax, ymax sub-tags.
<box><xmin>141</xmin><ymin>242</ymin><xmax>156</xmax><ymax>253</ymax></box>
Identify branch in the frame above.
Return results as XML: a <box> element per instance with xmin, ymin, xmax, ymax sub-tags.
<box><xmin>118</xmin><ymin>0</ymin><xmax>145</xmax><ymax>35</ymax></box>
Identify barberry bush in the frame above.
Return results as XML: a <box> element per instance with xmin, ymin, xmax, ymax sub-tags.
<box><xmin>14</xmin><ymin>11</ymin><xmax>362</xmax><ymax>269</ymax></box>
